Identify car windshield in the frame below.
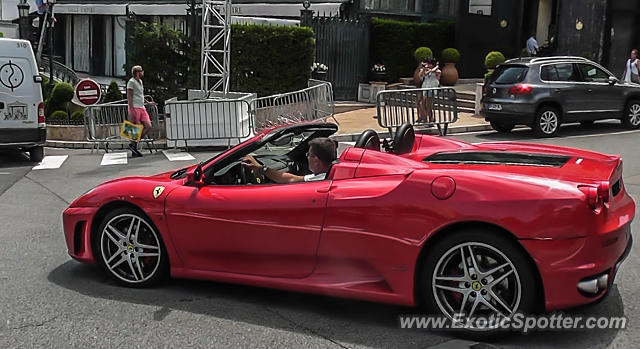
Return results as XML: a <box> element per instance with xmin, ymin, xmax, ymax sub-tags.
<box><xmin>491</xmin><ymin>66</ymin><xmax>529</xmax><ymax>84</ymax></box>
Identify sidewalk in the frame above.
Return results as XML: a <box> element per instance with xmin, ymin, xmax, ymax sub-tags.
<box><xmin>333</xmin><ymin>107</ymin><xmax>488</xmax><ymax>135</ymax></box>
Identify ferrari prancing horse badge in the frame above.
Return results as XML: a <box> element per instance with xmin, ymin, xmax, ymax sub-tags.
<box><xmin>153</xmin><ymin>186</ymin><xmax>165</xmax><ymax>199</ymax></box>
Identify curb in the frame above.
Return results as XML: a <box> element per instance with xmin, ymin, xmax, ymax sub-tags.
<box><xmin>331</xmin><ymin>123</ymin><xmax>492</xmax><ymax>142</ymax></box>
<box><xmin>46</xmin><ymin>124</ymin><xmax>493</xmax><ymax>149</ymax></box>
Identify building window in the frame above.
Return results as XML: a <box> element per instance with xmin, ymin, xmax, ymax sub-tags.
<box><xmin>364</xmin><ymin>0</ymin><xmax>423</xmax><ymax>13</ymax></box>
<box><xmin>468</xmin><ymin>0</ymin><xmax>492</xmax><ymax>16</ymax></box>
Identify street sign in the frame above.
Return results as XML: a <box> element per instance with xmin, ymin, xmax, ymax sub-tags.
<box><xmin>75</xmin><ymin>79</ymin><xmax>101</xmax><ymax>106</ymax></box>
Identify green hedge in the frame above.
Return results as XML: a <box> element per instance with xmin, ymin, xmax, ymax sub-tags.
<box><xmin>370</xmin><ymin>19</ymin><xmax>454</xmax><ymax>82</ymax></box>
<box><xmin>49</xmin><ymin>110</ymin><xmax>69</xmax><ymax>121</ymax></box>
<box><xmin>230</xmin><ymin>24</ymin><xmax>315</xmax><ymax>96</ymax></box>
<box><xmin>45</xmin><ymin>82</ymin><xmax>74</xmax><ymax>117</ymax></box>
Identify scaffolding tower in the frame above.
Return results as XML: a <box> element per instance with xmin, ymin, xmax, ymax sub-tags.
<box><xmin>201</xmin><ymin>0</ymin><xmax>231</xmax><ymax>94</ymax></box>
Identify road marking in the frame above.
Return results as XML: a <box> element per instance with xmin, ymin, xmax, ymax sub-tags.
<box><xmin>100</xmin><ymin>152</ymin><xmax>128</xmax><ymax>166</ymax></box>
<box><xmin>453</xmin><ymin>127</ymin><xmax>640</xmax><ymax>139</ymax></box>
<box><xmin>162</xmin><ymin>150</ymin><xmax>195</xmax><ymax>161</ymax></box>
<box><xmin>0</xmin><ymin>172</ymin><xmax>10</xmax><ymax>175</ymax></box>
<box><xmin>32</xmin><ymin>155</ymin><xmax>68</xmax><ymax>170</ymax></box>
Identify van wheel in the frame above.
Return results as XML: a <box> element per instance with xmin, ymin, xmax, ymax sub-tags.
<box><xmin>622</xmin><ymin>100</ymin><xmax>640</xmax><ymax>129</ymax></box>
<box><xmin>29</xmin><ymin>146</ymin><xmax>44</xmax><ymax>162</ymax></box>
<box><xmin>534</xmin><ymin>106</ymin><xmax>561</xmax><ymax>137</ymax></box>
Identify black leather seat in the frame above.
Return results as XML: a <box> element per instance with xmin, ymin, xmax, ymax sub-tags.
<box><xmin>355</xmin><ymin>129</ymin><xmax>381</xmax><ymax>151</ymax></box>
<box><xmin>392</xmin><ymin>123</ymin><xmax>415</xmax><ymax>154</ymax></box>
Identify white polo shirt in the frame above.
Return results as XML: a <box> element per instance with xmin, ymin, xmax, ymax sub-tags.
<box><xmin>304</xmin><ymin>173</ymin><xmax>326</xmax><ymax>182</ymax></box>
<box><xmin>127</xmin><ymin>78</ymin><xmax>145</xmax><ymax>108</ymax></box>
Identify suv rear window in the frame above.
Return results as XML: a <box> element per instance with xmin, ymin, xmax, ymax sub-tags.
<box><xmin>540</xmin><ymin>63</ymin><xmax>579</xmax><ymax>82</ymax></box>
<box><xmin>490</xmin><ymin>66</ymin><xmax>529</xmax><ymax>84</ymax></box>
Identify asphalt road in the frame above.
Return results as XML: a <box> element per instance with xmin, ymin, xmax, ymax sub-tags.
<box><xmin>0</xmin><ymin>121</ymin><xmax>639</xmax><ymax>348</ymax></box>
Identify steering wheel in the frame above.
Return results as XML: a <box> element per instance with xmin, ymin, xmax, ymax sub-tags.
<box><xmin>238</xmin><ymin>157</ymin><xmax>266</xmax><ymax>185</ymax></box>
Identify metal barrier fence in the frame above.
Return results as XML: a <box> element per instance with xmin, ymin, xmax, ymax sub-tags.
<box><xmin>84</xmin><ymin>100</ymin><xmax>160</xmax><ymax>153</ymax></box>
<box><xmin>253</xmin><ymin>81</ymin><xmax>336</xmax><ymax>132</ymax></box>
<box><xmin>376</xmin><ymin>87</ymin><xmax>458</xmax><ymax>136</ymax></box>
<box><xmin>164</xmin><ymin>95</ymin><xmax>253</xmax><ymax>148</ymax></box>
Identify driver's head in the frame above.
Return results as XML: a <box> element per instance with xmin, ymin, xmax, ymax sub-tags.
<box><xmin>308</xmin><ymin>138</ymin><xmax>337</xmax><ymax>174</ymax></box>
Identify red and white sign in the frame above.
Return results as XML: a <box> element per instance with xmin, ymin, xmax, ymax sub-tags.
<box><xmin>75</xmin><ymin>79</ymin><xmax>102</xmax><ymax>106</ymax></box>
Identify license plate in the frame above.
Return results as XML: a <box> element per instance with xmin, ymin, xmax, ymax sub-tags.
<box><xmin>487</xmin><ymin>103</ymin><xmax>502</xmax><ymax>111</ymax></box>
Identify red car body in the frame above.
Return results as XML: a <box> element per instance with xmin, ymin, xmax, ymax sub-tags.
<box><xmin>63</xmin><ymin>123</ymin><xmax>634</xmax><ymax>312</ymax></box>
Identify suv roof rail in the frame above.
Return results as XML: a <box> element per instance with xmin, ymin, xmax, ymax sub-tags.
<box><xmin>530</xmin><ymin>56</ymin><xmax>589</xmax><ymax>63</ymax></box>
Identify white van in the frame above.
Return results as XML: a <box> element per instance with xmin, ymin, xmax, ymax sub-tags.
<box><xmin>0</xmin><ymin>38</ymin><xmax>45</xmax><ymax>161</ymax></box>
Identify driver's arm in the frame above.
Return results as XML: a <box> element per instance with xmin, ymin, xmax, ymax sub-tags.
<box><xmin>241</xmin><ymin>155</ymin><xmax>304</xmax><ymax>183</ymax></box>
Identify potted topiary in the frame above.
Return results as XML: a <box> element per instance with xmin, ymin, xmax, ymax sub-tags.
<box><xmin>414</xmin><ymin>47</ymin><xmax>433</xmax><ymax>63</ymax></box>
<box><xmin>440</xmin><ymin>48</ymin><xmax>460</xmax><ymax>86</ymax></box>
<box><xmin>484</xmin><ymin>51</ymin><xmax>506</xmax><ymax>83</ymax></box>
<box><xmin>311</xmin><ymin>62</ymin><xmax>328</xmax><ymax>81</ymax></box>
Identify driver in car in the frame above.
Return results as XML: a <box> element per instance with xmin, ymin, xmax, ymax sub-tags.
<box><xmin>241</xmin><ymin>138</ymin><xmax>337</xmax><ymax>183</ymax></box>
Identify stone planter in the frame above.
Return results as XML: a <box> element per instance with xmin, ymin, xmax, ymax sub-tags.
<box><xmin>312</xmin><ymin>70</ymin><xmax>328</xmax><ymax>81</ymax></box>
<box><xmin>371</xmin><ymin>71</ymin><xmax>387</xmax><ymax>82</ymax></box>
<box><xmin>440</xmin><ymin>62</ymin><xmax>459</xmax><ymax>86</ymax></box>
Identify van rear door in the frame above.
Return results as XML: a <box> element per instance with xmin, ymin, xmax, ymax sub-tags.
<box><xmin>0</xmin><ymin>40</ymin><xmax>42</xmax><ymax>133</ymax></box>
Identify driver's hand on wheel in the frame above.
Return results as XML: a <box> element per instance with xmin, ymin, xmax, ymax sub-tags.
<box><xmin>241</xmin><ymin>155</ymin><xmax>262</xmax><ymax>172</ymax></box>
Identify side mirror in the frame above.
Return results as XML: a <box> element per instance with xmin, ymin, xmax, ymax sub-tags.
<box><xmin>186</xmin><ymin>165</ymin><xmax>205</xmax><ymax>187</ymax></box>
<box><xmin>608</xmin><ymin>76</ymin><xmax>618</xmax><ymax>86</ymax></box>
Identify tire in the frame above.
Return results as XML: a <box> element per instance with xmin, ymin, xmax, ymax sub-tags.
<box><xmin>533</xmin><ymin>106</ymin><xmax>561</xmax><ymax>137</ymax></box>
<box><xmin>420</xmin><ymin>229</ymin><xmax>540</xmax><ymax>334</ymax></box>
<box><xmin>622</xmin><ymin>100</ymin><xmax>640</xmax><ymax>129</ymax></box>
<box><xmin>579</xmin><ymin>120</ymin><xmax>595</xmax><ymax>127</ymax></box>
<box><xmin>94</xmin><ymin>207</ymin><xmax>169</xmax><ymax>287</ymax></box>
<box><xmin>489</xmin><ymin>121</ymin><xmax>515</xmax><ymax>133</ymax></box>
<box><xmin>29</xmin><ymin>146</ymin><xmax>44</xmax><ymax>162</ymax></box>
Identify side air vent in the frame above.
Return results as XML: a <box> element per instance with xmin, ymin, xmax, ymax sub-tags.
<box><xmin>424</xmin><ymin>152</ymin><xmax>571</xmax><ymax>167</ymax></box>
<box><xmin>612</xmin><ymin>179</ymin><xmax>622</xmax><ymax>197</ymax></box>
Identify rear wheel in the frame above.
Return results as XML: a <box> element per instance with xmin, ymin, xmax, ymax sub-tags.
<box><xmin>420</xmin><ymin>229</ymin><xmax>539</xmax><ymax>334</ymax></box>
<box><xmin>622</xmin><ymin>100</ymin><xmax>640</xmax><ymax>129</ymax></box>
<box><xmin>489</xmin><ymin>121</ymin><xmax>515</xmax><ymax>133</ymax></box>
<box><xmin>533</xmin><ymin>106</ymin><xmax>561</xmax><ymax>137</ymax></box>
<box><xmin>94</xmin><ymin>207</ymin><xmax>169</xmax><ymax>287</ymax></box>
<box><xmin>29</xmin><ymin>146</ymin><xmax>44</xmax><ymax>162</ymax></box>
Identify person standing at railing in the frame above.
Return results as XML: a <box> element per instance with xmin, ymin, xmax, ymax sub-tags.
<box><xmin>413</xmin><ymin>58</ymin><xmax>441</xmax><ymax>123</ymax></box>
<box><xmin>127</xmin><ymin>65</ymin><xmax>152</xmax><ymax>157</ymax></box>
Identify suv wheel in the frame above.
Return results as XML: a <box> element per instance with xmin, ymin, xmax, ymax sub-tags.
<box><xmin>490</xmin><ymin>121</ymin><xmax>515</xmax><ymax>133</ymax></box>
<box><xmin>622</xmin><ymin>100</ymin><xmax>640</xmax><ymax>129</ymax></box>
<box><xmin>534</xmin><ymin>106</ymin><xmax>561</xmax><ymax>137</ymax></box>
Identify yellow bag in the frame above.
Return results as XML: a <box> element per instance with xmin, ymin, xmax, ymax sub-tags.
<box><xmin>120</xmin><ymin>120</ymin><xmax>144</xmax><ymax>142</ymax></box>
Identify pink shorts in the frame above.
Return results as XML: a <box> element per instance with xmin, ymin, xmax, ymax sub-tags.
<box><xmin>129</xmin><ymin>107</ymin><xmax>151</xmax><ymax>124</ymax></box>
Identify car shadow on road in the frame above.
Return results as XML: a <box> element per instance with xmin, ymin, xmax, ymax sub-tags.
<box><xmin>48</xmin><ymin>261</ymin><xmax>626</xmax><ymax>348</ymax></box>
<box><xmin>0</xmin><ymin>150</ymin><xmax>36</xmax><ymax>169</ymax></box>
<box><xmin>468</xmin><ymin>121</ymin><xmax>635</xmax><ymax>142</ymax></box>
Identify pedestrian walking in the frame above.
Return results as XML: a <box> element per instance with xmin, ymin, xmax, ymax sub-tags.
<box><xmin>621</xmin><ymin>49</ymin><xmax>640</xmax><ymax>83</ymax></box>
<box><xmin>127</xmin><ymin>65</ymin><xmax>153</xmax><ymax>157</ymax></box>
<box><xmin>413</xmin><ymin>58</ymin><xmax>441</xmax><ymax>123</ymax></box>
<box><xmin>526</xmin><ymin>34</ymin><xmax>539</xmax><ymax>57</ymax></box>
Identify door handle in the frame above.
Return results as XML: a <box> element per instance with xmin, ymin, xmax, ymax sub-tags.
<box><xmin>587</xmin><ymin>89</ymin><xmax>593</xmax><ymax>93</ymax></box>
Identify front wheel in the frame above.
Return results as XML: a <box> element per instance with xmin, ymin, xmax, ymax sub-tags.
<box><xmin>421</xmin><ymin>229</ymin><xmax>540</xmax><ymax>333</ymax></box>
<box><xmin>533</xmin><ymin>106</ymin><xmax>561</xmax><ymax>137</ymax></box>
<box><xmin>94</xmin><ymin>208</ymin><xmax>169</xmax><ymax>287</ymax></box>
<box><xmin>489</xmin><ymin>121</ymin><xmax>515</xmax><ymax>133</ymax></box>
<box><xmin>622</xmin><ymin>100</ymin><xmax>640</xmax><ymax>129</ymax></box>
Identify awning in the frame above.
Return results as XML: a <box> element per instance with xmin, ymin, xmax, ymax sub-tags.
<box><xmin>54</xmin><ymin>4</ymin><xmax>128</xmax><ymax>16</ymax></box>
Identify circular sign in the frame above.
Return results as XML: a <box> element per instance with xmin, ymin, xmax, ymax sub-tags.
<box><xmin>0</xmin><ymin>60</ymin><xmax>25</xmax><ymax>92</ymax></box>
<box><xmin>75</xmin><ymin>79</ymin><xmax>102</xmax><ymax>106</ymax></box>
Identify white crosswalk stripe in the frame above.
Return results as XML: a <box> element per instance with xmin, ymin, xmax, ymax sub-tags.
<box><xmin>100</xmin><ymin>152</ymin><xmax>128</xmax><ymax>166</ymax></box>
<box><xmin>32</xmin><ymin>155</ymin><xmax>69</xmax><ymax>170</ymax></box>
<box><xmin>162</xmin><ymin>150</ymin><xmax>196</xmax><ymax>161</ymax></box>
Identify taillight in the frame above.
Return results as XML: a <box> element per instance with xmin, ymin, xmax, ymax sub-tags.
<box><xmin>38</xmin><ymin>102</ymin><xmax>45</xmax><ymax>125</ymax></box>
<box><xmin>597</xmin><ymin>181</ymin><xmax>610</xmax><ymax>203</ymax></box>
<box><xmin>579</xmin><ymin>185</ymin><xmax>600</xmax><ymax>212</ymax></box>
<box><xmin>508</xmin><ymin>84</ymin><xmax>533</xmax><ymax>95</ymax></box>
<box><xmin>482</xmin><ymin>85</ymin><xmax>487</xmax><ymax>96</ymax></box>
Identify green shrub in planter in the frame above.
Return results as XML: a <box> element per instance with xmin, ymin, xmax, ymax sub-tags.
<box><xmin>441</xmin><ymin>48</ymin><xmax>460</xmax><ymax>63</ymax></box>
<box><xmin>40</xmin><ymin>75</ymin><xmax>57</xmax><ymax>101</ymax></box>
<box><xmin>414</xmin><ymin>47</ymin><xmax>433</xmax><ymax>63</ymax></box>
<box><xmin>520</xmin><ymin>48</ymin><xmax>530</xmax><ymax>57</ymax></box>
<box><xmin>49</xmin><ymin>110</ymin><xmax>69</xmax><ymax>121</ymax></box>
<box><xmin>70</xmin><ymin>110</ymin><xmax>85</xmax><ymax>122</ymax></box>
<box><xmin>45</xmin><ymin>82</ymin><xmax>74</xmax><ymax>117</ymax></box>
<box><xmin>103</xmin><ymin>81</ymin><xmax>124</xmax><ymax>103</ymax></box>
<box><xmin>485</xmin><ymin>51</ymin><xmax>506</xmax><ymax>70</ymax></box>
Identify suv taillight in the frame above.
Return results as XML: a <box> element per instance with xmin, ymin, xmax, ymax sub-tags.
<box><xmin>38</xmin><ymin>102</ymin><xmax>45</xmax><ymax>125</ymax></box>
<box><xmin>508</xmin><ymin>84</ymin><xmax>533</xmax><ymax>95</ymax></box>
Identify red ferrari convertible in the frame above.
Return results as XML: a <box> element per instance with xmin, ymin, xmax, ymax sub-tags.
<box><xmin>63</xmin><ymin>122</ymin><xmax>634</xmax><ymax>329</ymax></box>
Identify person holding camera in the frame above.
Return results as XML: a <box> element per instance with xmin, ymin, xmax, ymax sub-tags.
<box><xmin>413</xmin><ymin>58</ymin><xmax>441</xmax><ymax>123</ymax></box>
